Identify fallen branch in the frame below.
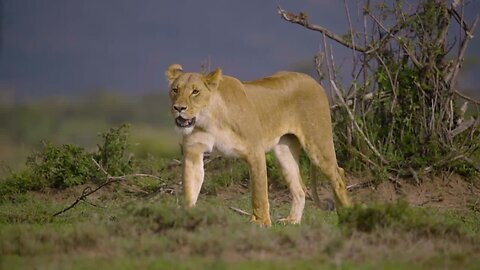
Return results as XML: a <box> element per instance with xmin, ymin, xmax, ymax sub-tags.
<box><xmin>449</xmin><ymin>118</ymin><xmax>476</xmax><ymax>138</ymax></box>
<box><xmin>346</xmin><ymin>181</ymin><xmax>375</xmax><ymax>192</ymax></box>
<box><xmin>53</xmin><ymin>159</ymin><xmax>161</xmax><ymax>217</ymax></box>
<box><xmin>53</xmin><ymin>179</ymin><xmax>120</xmax><ymax>217</ymax></box>
<box><xmin>408</xmin><ymin>167</ymin><xmax>420</xmax><ymax>185</ymax></box>
<box><xmin>229</xmin><ymin>206</ymin><xmax>250</xmax><ymax>216</ymax></box>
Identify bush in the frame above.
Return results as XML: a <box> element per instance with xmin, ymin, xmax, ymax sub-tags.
<box><xmin>0</xmin><ymin>124</ymin><xmax>134</xmax><ymax>195</ymax></box>
<box><xmin>281</xmin><ymin>1</ymin><xmax>480</xmax><ymax>178</ymax></box>
<box><xmin>0</xmin><ymin>169</ymin><xmax>38</xmax><ymax>195</ymax></box>
<box><xmin>26</xmin><ymin>143</ymin><xmax>96</xmax><ymax>188</ymax></box>
<box><xmin>93</xmin><ymin>124</ymin><xmax>133</xmax><ymax>176</ymax></box>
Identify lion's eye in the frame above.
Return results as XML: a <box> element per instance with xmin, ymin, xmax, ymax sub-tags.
<box><xmin>171</xmin><ymin>87</ymin><xmax>178</xmax><ymax>94</ymax></box>
<box><xmin>192</xmin><ymin>89</ymin><xmax>200</xmax><ymax>95</ymax></box>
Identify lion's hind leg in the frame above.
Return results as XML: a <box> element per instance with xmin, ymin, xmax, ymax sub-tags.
<box><xmin>273</xmin><ymin>135</ymin><xmax>306</xmax><ymax>224</ymax></box>
<box><xmin>298</xmin><ymin>132</ymin><xmax>351</xmax><ymax>210</ymax></box>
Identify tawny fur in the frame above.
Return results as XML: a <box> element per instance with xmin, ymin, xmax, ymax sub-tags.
<box><xmin>166</xmin><ymin>64</ymin><xmax>351</xmax><ymax>226</ymax></box>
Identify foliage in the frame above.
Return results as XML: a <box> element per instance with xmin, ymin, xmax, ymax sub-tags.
<box><xmin>0</xmin><ymin>169</ymin><xmax>38</xmax><ymax>196</ymax></box>
<box><xmin>0</xmin><ymin>124</ymin><xmax>134</xmax><ymax>195</ymax></box>
<box><xmin>323</xmin><ymin>0</ymin><xmax>480</xmax><ymax>178</ymax></box>
<box><xmin>26</xmin><ymin>143</ymin><xmax>96</xmax><ymax>188</ymax></box>
<box><xmin>93</xmin><ymin>124</ymin><xmax>134</xmax><ymax>176</ymax></box>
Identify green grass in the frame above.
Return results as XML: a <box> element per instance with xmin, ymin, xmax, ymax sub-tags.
<box><xmin>338</xmin><ymin>201</ymin><xmax>480</xmax><ymax>237</ymax></box>
<box><xmin>8</xmin><ymin>256</ymin><xmax>479</xmax><ymax>270</ymax></box>
<box><xmin>1</xmin><ymin>173</ymin><xmax>479</xmax><ymax>270</ymax></box>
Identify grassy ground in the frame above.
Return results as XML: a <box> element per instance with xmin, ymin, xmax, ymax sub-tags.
<box><xmin>1</xmin><ymin>158</ymin><xmax>480</xmax><ymax>270</ymax></box>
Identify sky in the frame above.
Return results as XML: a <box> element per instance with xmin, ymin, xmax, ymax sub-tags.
<box><xmin>0</xmin><ymin>0</ymin><xmax>479</xmax><ymax>98</ymax></box>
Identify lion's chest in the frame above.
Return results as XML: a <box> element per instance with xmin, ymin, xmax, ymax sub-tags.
<box><xmin>195</xmin><ymin>109</ymin><xmax>248</xmax><ymax>158</ymax></box>
<box><xmin>209</xmin><ymin>129</ymin><xmax>245</xmax><ymax>158</ymax></box>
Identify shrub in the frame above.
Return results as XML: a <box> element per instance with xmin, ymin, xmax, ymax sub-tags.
<box><xmin>0</xmin><ymin>124</ymin><xmax>134</xmax><ymax>195</ymax></box>
<box><xmin>93</xmin><ymin>124</ymin><xmax>133</xmax><ymax>176</ymax></box>
<box><xmin>280</xmin><ymin>1</ymin><xmax>480</xmax><ymax>178</ymax></box>
<box><xmin>26</xmin><ymin>143</ymin><xmax>96</xmax><ymax>188</ymax></box>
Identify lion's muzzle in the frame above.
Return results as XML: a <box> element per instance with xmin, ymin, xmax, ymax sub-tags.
<box><xmin>175</xmin><ymin>116</ymin><xmax>196</xmax><ymax>128</ymax></box>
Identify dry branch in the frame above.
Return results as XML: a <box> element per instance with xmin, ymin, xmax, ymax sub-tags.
<box><xmin>367</xmin><ymin>12</ymin><xmax>423</xmax><ymax>68</ymax></box>
<box><xmin>331</xmin><ymin>80</ymin><xmax>388</xmax><ymax>164</ymax></box>
<box><xmin>330</xmin><ymin>93</ymin><xmax>376</xmax><ymax>110</ymax></box>
<box><xmin>229</xmin><ymin>206</ymin><xmax>250</xmax><ymax>216</ymax></box>
<box><xmin>449</xmin><ymin>118</ymin><xmax>476</xmax><ymax>138</ymax></box>
<box><xmin>455</xmin><ymin>90</ymin><xmax>480</xmax><ymax>105</ymax></box>
<box><xmin>278</xmin><ymin>7</ymin><xmax>368</xmax><ymax>53</ymax></box>
<box><xmin>448</xmin><ymin>6</ymin><xmax>477</xmax><ymax>38</ymax></box>
<box><xmin>346</xmin><ymin>180</ymin><xmax>375</xmax><ymax>192</ymax></box>
<box><xmin>53</xmin><ymin>159</ymin><xmax>161</xmax><ymax>217</ymax></box>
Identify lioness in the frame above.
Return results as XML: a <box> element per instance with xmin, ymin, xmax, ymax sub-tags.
<box><xmin>166</xmin><ymin>64</ymin><xmax>351</xmax><ymax>226</ymax></box>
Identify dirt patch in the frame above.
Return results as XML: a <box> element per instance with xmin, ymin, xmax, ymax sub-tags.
<box><xmin>30</xmin><ymin>171</ymin><xmax>479</xmax><ymax>214</ymax></box>
<box><xmin>345</xmin><ymin>174</ymin><xmax>480</xmax><ymax>210</ymax></box>
<box><xmin>216</xmin><ymin>173</ymin><xmax>480</xmax><ymax>211</ymax></box>
<box><xmin>29</xmin><ymin>183</ymin><xmax>119</xmax><ymax>204</ymax></box>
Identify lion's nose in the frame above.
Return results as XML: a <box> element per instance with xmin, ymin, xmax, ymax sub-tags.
<box><xmin>173</xmin><ymin>105</ymin><xmax>187</xmax><ymax>112</ymax></box>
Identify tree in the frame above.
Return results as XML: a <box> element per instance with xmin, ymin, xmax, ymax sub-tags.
<box><xmin>279</xmin><ymin>0</ymin><xmax>480</xmax><ymax>180</ymax></box>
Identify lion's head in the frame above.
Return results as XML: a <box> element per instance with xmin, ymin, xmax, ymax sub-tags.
<box><xmin>165</xmin><ymin>64</ymin><xmax>223</xmax><ymax>134</ymax></box>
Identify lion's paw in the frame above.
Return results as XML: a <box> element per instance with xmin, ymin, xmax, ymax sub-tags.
<box><xmin>250</xmin><ymin>215</ymin><xmax>272</xmax><ymax>227</ymax></box>
<box><xmin>277</xmin><ymin>216</ymin><xmax>301</xmax><ymax>225</ymax></box>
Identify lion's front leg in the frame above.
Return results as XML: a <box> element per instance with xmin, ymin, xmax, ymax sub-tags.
<box><xmin>246</xmin><ymin>151</ymin><xmax>272</xmax><ymax>226</ymax></box>
<box><xmin>183</xmin><ymin>143</ymin><xmax>206</xmax><ymax>208</ymax></box>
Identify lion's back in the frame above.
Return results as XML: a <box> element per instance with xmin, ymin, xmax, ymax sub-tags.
<box><xmin>242</xmin><ymin>71</ymin><xmax>318</xmax><ymax>91</ymax></box>
<box><xmin>241</xmin><ymin>71</ymin><xmax>329</xmax><ymax>111</ymax></box>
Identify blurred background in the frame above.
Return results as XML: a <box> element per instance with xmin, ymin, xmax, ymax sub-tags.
<box><xmin>1</xmin><ymin>0</ymin><xmax>479</xmax><ymax>175</ymax></box>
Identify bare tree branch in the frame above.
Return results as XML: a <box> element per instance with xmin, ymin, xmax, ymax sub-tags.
<box><xmin>455</xmin><ymin>90</ymin><xmax>480</xmax><ymax>105</ymax></box>
<box><xmin>447</xmin><ymin>14</ymin><xmax>479</xmax><ymax>85</ymax></box>
<box><xmin>367</xmin><ymin>12</ymin><xmax>423</xmax><ymax>69</ymax></box>
<box><xmin>448</xmin><ymin>6</ymin><xmax>476</xmax><ymax>38</ymax></box>
<box><xmin>331</xmin><ymin>80</ymin><xmax>388</xmax><ymax>164</ymax></box>
<box><xmin>278</xmin><ymin>7</ymin><xmax>368</xmax><ymax>53</ymax></box>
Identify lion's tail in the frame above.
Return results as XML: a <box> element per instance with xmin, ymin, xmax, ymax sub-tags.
<box><xmin>309</xmin><ymin>164</ymin><xmax>342</xmax><ymax>211</ymax></box>
<box><xmin>309</xmin><ymin>164</ymin><xmax>323</xmax><ymax>208</ymax></box>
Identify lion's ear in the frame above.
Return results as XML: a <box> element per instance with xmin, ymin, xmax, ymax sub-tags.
<box><xmin>165</xmin><ymin>64</ymin><xmax>184</xmax><ymax>82</ymax></box>
<box><xmin>204</xmin><ymin>68</ymin><xmax>222</xmax><ymax>89</ymax></box>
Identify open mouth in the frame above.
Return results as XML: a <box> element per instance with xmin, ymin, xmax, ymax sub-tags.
<box><xmin>175</xmin><ymin>116</ymin><xmax>196</xmax><ymax>128</ymax></box>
